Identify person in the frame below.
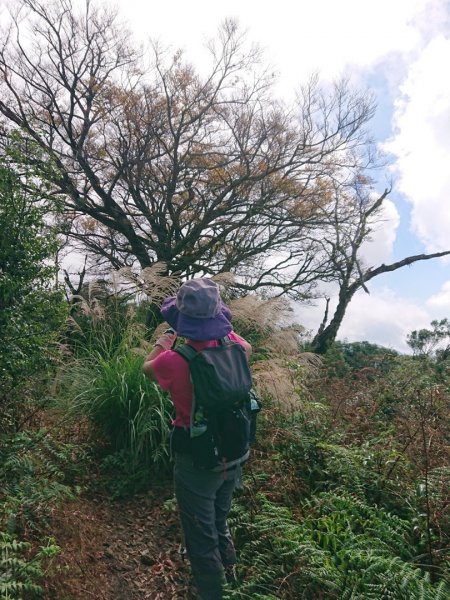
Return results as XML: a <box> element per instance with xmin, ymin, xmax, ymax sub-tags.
<box><xmin>143</xmin><ymin>278</ymin><xmax>252</xmax><ymax>600</ymax></box>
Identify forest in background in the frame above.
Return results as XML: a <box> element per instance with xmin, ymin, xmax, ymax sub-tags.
<box><xmin>1</xmin><ymin>1</ymin><xmax>450</xmax><ymax>598</ymax></box>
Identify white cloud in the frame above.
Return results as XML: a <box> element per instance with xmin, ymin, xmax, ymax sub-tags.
<box><xmin>384</xmin><ymin>34</ymin><xmax>450</xmax><ymax>253</ymax></box>
<box><xmin>426</xmin><ymin>280</ymin><xmax>450</xmax><ymax>310</ymax></box>
<box><xmin>296</xmin><ymin>275</ymin><xmax>450</xmax><ymax>352</ymax></box>
<box><xmin>339</xmin><ymin>288</ymin><xmax>430</xmax><ymax>351</ymax></box>
<box><xmin>109</xmin><ymin>0</ymin><xmax>439</xmax><ymax>86</ymax></box>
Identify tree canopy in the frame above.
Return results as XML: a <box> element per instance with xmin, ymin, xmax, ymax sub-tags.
<box><xmin>407</xmin><ymin>319</ymin><xmax>450</xmax><ymax>360</ymax></box>
<box><xmin>0</xmin><ymin>0</ymin><xmax>379</xmax><ymax>298</ymax></box>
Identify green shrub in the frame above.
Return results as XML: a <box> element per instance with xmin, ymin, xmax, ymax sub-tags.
<box><xmin>0</xmin><ymin>431</ymin><xmax>78</xmax><ymax>534</ymax></box>
<box><xmin>231</xmin><ymin>379</ymin><xmax>450</xmax><ymax>599</ymax></box>
<box><xmin>0</xmin><ymin>430</ymin><xmax>76</xmax><ymax>600</ymax></box>
<box><xmin>319</xmin><ymin>341</ymin><xmax>398</xmax><ymax>380</ymax></box>
<box><xmin>0</xmin><ymin>162</ymin><xmax>66</xmax><ymax>432</ymax></box>
<box><xmin>0</xmin><ymin>532</ymin><xmax>59</xmax><ymax>600</ymax></box>
<box><xmin>229</xmin><ymin>493</ymin><xmax>450</xmax><ymax>599</ymax></box>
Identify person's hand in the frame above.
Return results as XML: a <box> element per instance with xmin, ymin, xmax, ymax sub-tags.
<box><xmin>154</xmin><ymin>328</ymin><xmax>177</xmax><ymax>351</ymax></box>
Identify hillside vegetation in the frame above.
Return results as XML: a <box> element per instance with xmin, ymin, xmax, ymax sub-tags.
<box><xmin>1</xmin><ymin>280</ymin><xmax>449</xmax><ymax>600</ymax></box>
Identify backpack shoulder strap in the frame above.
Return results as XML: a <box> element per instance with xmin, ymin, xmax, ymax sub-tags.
<box><xmin>174</xmin><ymin>344</ymin><xmax>198</xmax><ymax>362</ymax></box>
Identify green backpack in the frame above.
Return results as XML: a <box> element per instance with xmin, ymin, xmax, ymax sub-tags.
<box><xmin>175</xmin><ymin>336</ymin><xmax>261</xmax><ymax>470</ymax></box>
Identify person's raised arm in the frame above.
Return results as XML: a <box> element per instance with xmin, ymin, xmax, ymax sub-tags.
<box><xmin>230</xmin><ymin>331</ymin><xmax>252</xmax><ymax>360</ymax></box>
<box><xmin>143</xmin><ymin>329</ymin><xmax>177</xmax><ymax>380</ymax></box>
<box><xmin>242</xmin><ymin>339</ymin><xmax>252</xmax><ymax>360</ymax></box>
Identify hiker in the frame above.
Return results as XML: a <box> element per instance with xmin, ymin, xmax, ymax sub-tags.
<box><xmin>143</xmin><ymin>278</ymin><xmax>252</xmax><ymax>600</ymax></box>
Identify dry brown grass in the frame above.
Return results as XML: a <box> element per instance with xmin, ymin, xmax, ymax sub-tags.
<box><xmin>117</xmin><ymin>263</ymin><xmax>179</xmax><ymax>303</ymax></box>
<box><xmin>252</xmin><ymin>353</ymin><xmax>322</xmax><ymax>411</ymax></box>
<box><xmin>70</xmin><ymin>281</ymin><xmax>107</xmax><ymax>322</ymax></box>
<box><xmin>228</xmin><ymin>295</ymin><xmax>292</xmax><ymax>329</ymax></box>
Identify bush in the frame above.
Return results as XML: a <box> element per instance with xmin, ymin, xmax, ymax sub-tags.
<box><xmin>320</xmin><ymin>341</ymin><xmax>398</xmax><ymax>380</ymax></box>
<box><xmin>0</xmin><ymin>162</ymin><xmax>66</xmax><ymax>432</ymax></box>
<box><xmin>0</xmin><ymin>532</ymin><xmax>60</xmax><ymax>600</ymax></box>
<box><xmin>0</xmin><ymin>430</ymin><xmax>78</xmax><ymax>534</ymax></box>
<box><xmin>228</xmin><ymin>363</ymin><xmax>450</xmax><ymax>599</ymax></box>
<box><xmin>230</xmin><ymin>493</ymin><xmax>450</xmax><ymax>600</ymax></box>
<box><xmin>0</xmin><ymin>429</ymin><xmax>78</xmax><ymax>600</ymax></box>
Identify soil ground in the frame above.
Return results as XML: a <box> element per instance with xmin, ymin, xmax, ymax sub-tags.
<box><xmin>44</xmin><ymin>484</ymin><xmax>197</xmax><ymax>600</ymax></box>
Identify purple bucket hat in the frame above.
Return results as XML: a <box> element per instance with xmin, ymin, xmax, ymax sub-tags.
<box><xmin>160</xmin><ymin>278</ymin><xmax>232</xmax><ymax>341</ymax></box>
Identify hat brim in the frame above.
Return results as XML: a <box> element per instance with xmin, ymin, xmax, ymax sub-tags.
<box><xmin>160</xmin><ymin>297</ymin><xmax>233</xmax><ymax>341</ymax></box>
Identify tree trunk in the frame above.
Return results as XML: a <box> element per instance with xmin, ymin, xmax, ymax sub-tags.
<box><xmin>311</xmin><ymin>290</ymin><xmax>356</xmax><ymax>354</ymax></box>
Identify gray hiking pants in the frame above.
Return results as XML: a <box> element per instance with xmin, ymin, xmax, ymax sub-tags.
<box><xmin>174</xmin><ymin>452</ymin><xmax>240</xmax><ymax>600</ymax></box>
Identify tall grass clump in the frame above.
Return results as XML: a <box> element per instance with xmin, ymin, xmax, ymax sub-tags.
<box><xmin>56</xmin><ymin>266</ymin><xmax>181</xmax><ymax>491</ymax></box>
<box><xmin>65</xmin><ymin>281</ymin><xmax>145</xmax><ymax>359</ymax></box>
<box><xmin>59</xmin><ymin>348</ymin><xmax>172</xmax><ymax>475</ymax></box>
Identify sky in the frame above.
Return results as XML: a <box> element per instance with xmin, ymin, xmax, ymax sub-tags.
<box><xmin>2</xmin><ymin>0</ymin><xmax>450</xmax><ymax>352</ymax></box>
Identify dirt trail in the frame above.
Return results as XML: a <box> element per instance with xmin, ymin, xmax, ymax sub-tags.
<box><xmin>45</xmin><ymin>484</ymin><xmax>197</xmax><ymax>600</ymax></box>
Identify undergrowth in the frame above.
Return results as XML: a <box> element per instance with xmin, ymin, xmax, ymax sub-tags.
<box><xmin>2</xmin><ymin>286</ymin><xmax>449</xmax><ymax>598</ymax></box>
<box><xmin>0</xmin><ymin>533</ymin><xmax>59</xmax><ymax>600</ymax></box>
<box><xmin>0</xmin><ymin>430</ymin><xmax>80</xmax><ymax>599</ymax></box>
<box><xmin>224</xmin><ymin>351</ymin><xmax>450</xmax><ymax>600</ymax></box>
<box><xmin>0</xmin><ymin>430</ymin><xmax>79</xmax><ymax>535</ymax></box>
<box><xmin>229</xmin><ymin>493</ymin><xmax>449</xmax><ymax>599</ymax></box>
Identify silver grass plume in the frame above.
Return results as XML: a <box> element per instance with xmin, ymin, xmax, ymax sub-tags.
<box><xmin>116</xmin><ymin>263</ymin><xmax>179</xmax><ymax>304</ymax></box>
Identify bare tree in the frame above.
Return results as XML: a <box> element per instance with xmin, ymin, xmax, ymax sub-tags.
<box><xmin>310</xmin><ymin>178</ymin><xmax>450</xmax><ymax>353</ymax></box>
<box><xmin>0</xmin><ymin>0</ymin><xmax>378</xmax><ymax>298</ymax></box>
